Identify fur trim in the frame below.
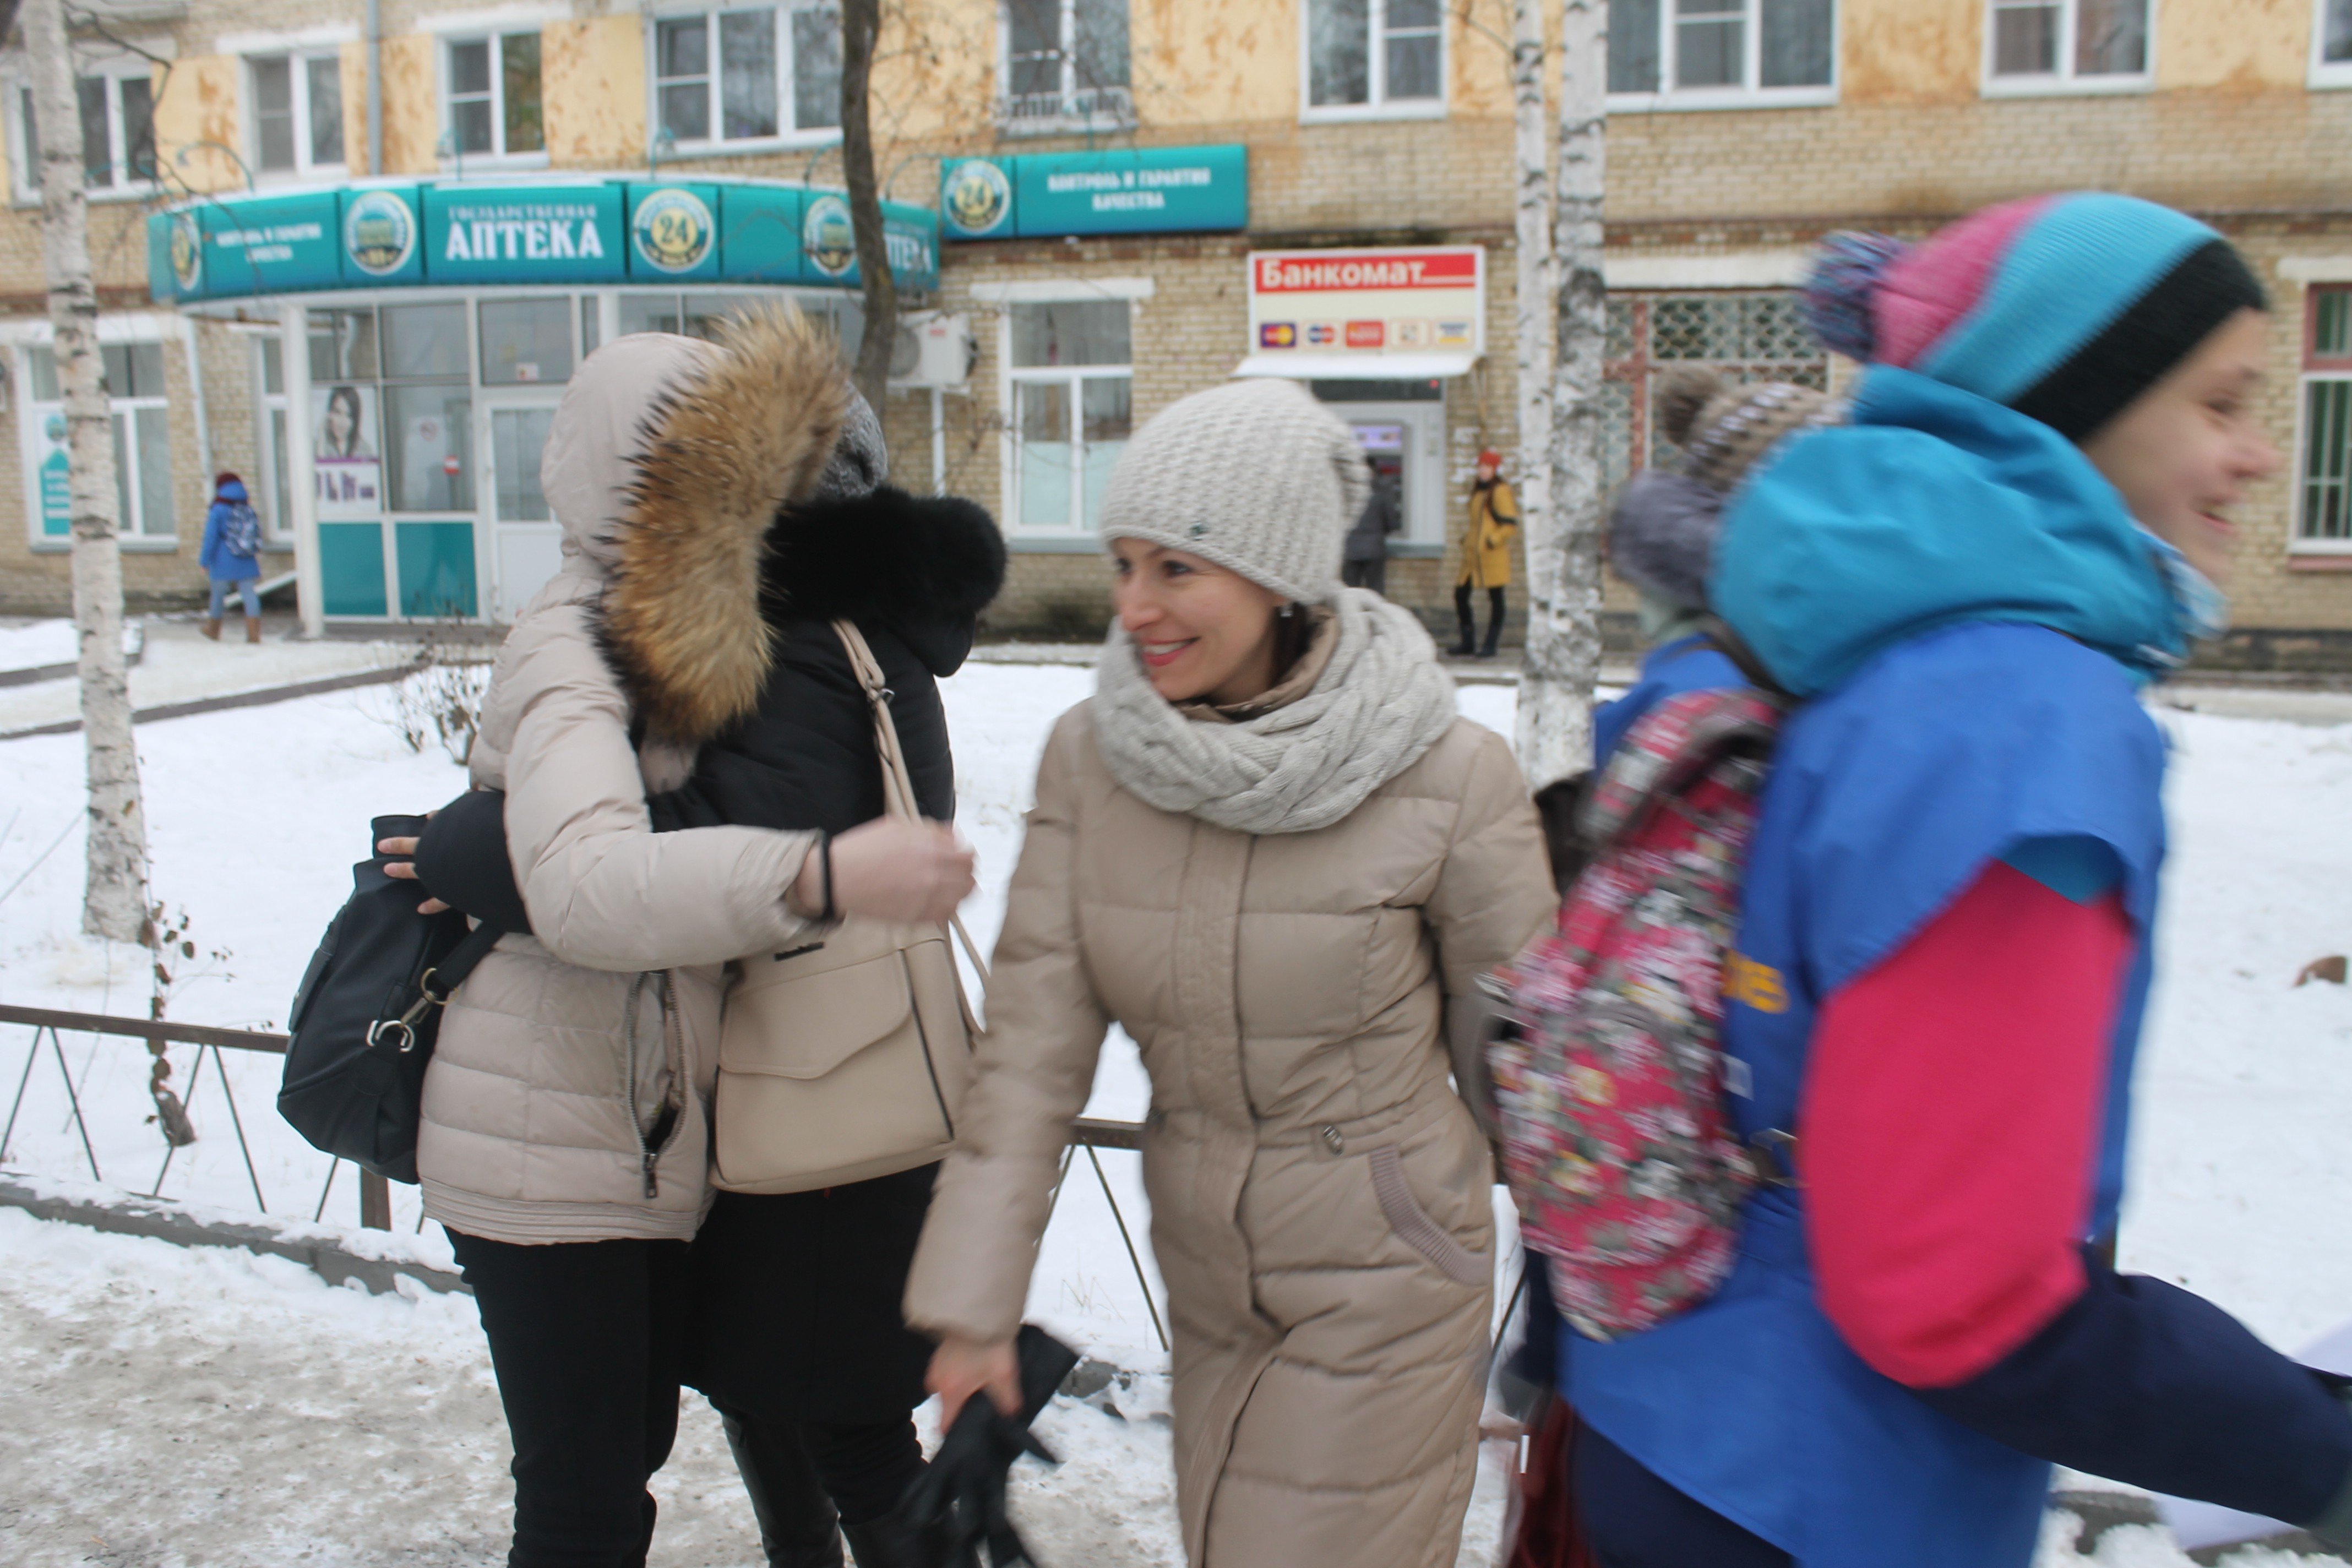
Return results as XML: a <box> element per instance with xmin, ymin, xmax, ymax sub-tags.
<box><xmin>602</xmin><ymin>306</ymin><xmax>851</xmax><ymax>745</ymax></box>
<box><xmin>760</xmin><ymin>487</ymin><xmax>1007</xmax><ymax>629</ymax></box>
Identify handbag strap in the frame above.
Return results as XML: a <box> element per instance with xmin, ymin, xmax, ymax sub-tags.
<box><xmin>831</xmin><ymin>620</ymin><xmax>991</xmax><ymax>984</ymax></box>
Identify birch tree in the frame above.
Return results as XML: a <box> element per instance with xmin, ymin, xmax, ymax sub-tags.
<box><xmin>1516</xmin><ymin>0</ymin><xmax>1608</xmax><ymax>790</ymax></box>
<box><xmin>839</xmin><ymin>0</ymin><xmax>900</xmax><ymax>415</ymax></box>
<box><xmin>26</xmin><ymin>0</ymin><xmax>149</xmax><ymax>943</ymax></box>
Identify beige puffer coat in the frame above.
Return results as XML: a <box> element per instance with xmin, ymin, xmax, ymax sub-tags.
<box><xmin>905</xmin><ymin>704</ymin><xmax>1556</xmax><ymax>1567</ymax></box>
<box><xmin>418</xmin><ymin>313</ymin><xmax>852</xmax><ymax>1245</ymax></box>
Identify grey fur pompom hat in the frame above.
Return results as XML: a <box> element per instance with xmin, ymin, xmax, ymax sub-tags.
<box><xmin>1097</xmin><ymin>378</ymin><xmax>1368</xmax><ymax>603</ymax></box>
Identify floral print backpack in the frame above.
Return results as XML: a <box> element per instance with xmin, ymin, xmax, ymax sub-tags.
<box><xmin>1490</xmin><ymin>685</ymin><xmax>1786</xmax><ymax>1340</ymax></box>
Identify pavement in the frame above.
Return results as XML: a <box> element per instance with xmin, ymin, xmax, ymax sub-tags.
<box><xmin>0</xmin><ymin>615</ymin><xmax>420</xmax><ymax>737</ymax></box>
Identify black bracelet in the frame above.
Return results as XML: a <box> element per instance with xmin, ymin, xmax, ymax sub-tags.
<box><xmin>817</xmin><ymin>832</ymin><xmax>836</xmax><ymax>923</ymax></box>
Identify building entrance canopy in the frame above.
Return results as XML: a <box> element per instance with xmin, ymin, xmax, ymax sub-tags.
<box><xmin>147</xmin><ymin>175</ymin><xmax>940</xmax><ymax>305</ymax></box>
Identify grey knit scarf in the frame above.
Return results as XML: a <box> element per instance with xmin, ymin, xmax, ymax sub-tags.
<box><xmin>1091</xmin><ymin>587</ymin><xmax>1460</xmax><ymax>835</ymax></box>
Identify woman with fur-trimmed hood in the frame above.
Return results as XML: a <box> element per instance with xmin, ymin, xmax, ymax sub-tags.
<box><xmin>396</xmin><ymin>309</ymin><xmax>983</xmax><ymax>1568</ymax></box>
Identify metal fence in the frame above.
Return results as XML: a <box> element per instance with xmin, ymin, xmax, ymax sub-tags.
<box><xmin>0</xmin><ymin>1003</ymin><xmax>1163</xmax><ymax>1343</ymax></box>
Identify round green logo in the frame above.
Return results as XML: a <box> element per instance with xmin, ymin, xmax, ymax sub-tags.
<box><xmin>633</xmin><ymin>188</ymin><xmax>713</xmax><ymax>274</ymax></box>
<box><xmin>344</xmin><ymin>189</ymin><xmax>416</xmax><ymax>276</ymax></box>
<box><xmin>803</xmin><ymin>194</ymin><xmax>857</xmax><ymax>279</ymax></box>
<box><xmin>942</xmin><ymin>160</ymin><xmax>1011</xmax><ymax>238</ymax></box>
<box><xmin>168</xmin><ymin>213</ymin><xmax>202</xmax><ymax>294</ymax></box>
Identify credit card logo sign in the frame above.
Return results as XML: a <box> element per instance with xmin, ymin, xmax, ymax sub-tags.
<box><xmin>1259</xmin><ymin>322</ymin><xmax>1297</xmax><ymax>348</ymax></box>
<box><xmin>1435</xmin><ymin>320</ymin><xmax>1476</xmax><ymax>348</ymax></box>
<box><xmin>1393</xmin><ymin>319</ymin><xmax>1430</xmax><ymax>348</ymax></box>
<box><xmin>1306</xmin><ymin>322</ymin><xmax>1339</xmax><ymax>345</ymax></box>
<box><xmin>1345</xmin><ymin>320</ymin><xmax>1385</xmax><ymax>349</ymax></box>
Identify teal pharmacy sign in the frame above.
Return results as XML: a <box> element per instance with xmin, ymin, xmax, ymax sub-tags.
<box><xmin>149</xmin><ymin>177</ymin><xmax>939</xmax><ymax>302</ymax></box>
<box><xmin>940</xmin><ymin>144</ymin><xmax>1247</xmax><ymax>241</ymax></box>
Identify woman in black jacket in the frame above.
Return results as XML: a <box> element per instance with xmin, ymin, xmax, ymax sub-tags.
<box><xmin>410</xmin><ymin>421</ymin><xmax>1005</xmax><ymax>1567</ymax></box>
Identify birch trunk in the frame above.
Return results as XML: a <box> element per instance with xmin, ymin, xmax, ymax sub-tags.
<box><xmin>1517</xmin><ymin>0</ymin><xmax>1608</xmax><ymax>790</ymax></box>
<box><xmin>27</xmin><ymin>0</ymin><xmax>150</xmax><ymax>944</ymax></box>
<box><xmin>1509</xmin><ymin>0</ymin><xmax>1556</xmax><ymax>767</ymax></box>
<box><xmin>839</xmin><ymin>0</ymin><xmax>899</xmax><ymax>416</ymax></box>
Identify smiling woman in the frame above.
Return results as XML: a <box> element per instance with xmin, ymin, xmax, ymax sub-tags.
<box><xmin>908</xmin><ymin>377</ymin><xmax>1559</xmax><ymax>1568</ymax></box>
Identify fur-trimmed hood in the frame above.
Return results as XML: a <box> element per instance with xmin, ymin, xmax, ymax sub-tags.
<box><xmin>757</xmin><ymin>486</ymin><xmax>1007</xmax><ymax>682</ymax></box>
<box><xmin>589</xmin><ymin>307</ymin><xmax>852</xmax><ymax>745</ymax></box>
<box><xmin>584</xmin><ymin>306</ymin><xmax>1006</xmax><ymax>749</ymax></box>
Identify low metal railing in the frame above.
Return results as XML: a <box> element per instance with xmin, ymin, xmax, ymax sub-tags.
<box><xmin>0</xmin><ymin>1004</ymin><xmax>1163</xmax><ymax>1342</ymax></box>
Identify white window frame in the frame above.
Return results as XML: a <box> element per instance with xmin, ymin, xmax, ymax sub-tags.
<box><xmin>1298</xmin><ymin>0</ymin><xmax>1449</xmax><ymax>125</ymax></box>
<box><xmin>647</xmin><ymin>3</ymin><xmax>844</xmax><ymax>157</ymax></box>
<box><xmin>996</xmin><ymin>0</ymin><xmax>1134</xmax><ymax>136</ymax></box>
<box><xmin>247</xmin><ymin>50</ymin><xmax>349</xmax><ymax>181</ymax></box>
<box><xmin>1606</xmin><ymin>0</ymin><xmax>1839</xmax><ymax>113</ymax></box>
<box><xmin>978</xmin><ymin>279</ymin><xmax>1151</xmax><ymax>541</ymax></box>
<box><xmin>2294</xmin><ymin>280</ymin><xmax>2352</xmax><ymax>556</ymax></box>
<box><xmin>439</xmin><ymin>30</ymin><xmax>548</xmax><ymax>166</ymax></box>
<box><xmin>7</xmin><ymin>315</ymin><xmax>188</xmax><ymax>552</ymax></box>
<box><xmin>10</xmin><ymin>58</ymin><xmax>160</xmax><ymax>204</ymax></box>
<box><xmin>2312</xmin><ymin>0</ymin><xmax>2352</xmax><ymax>88</ymax></box>
<box><xmin>1981</xmin><ymin>0</ymin><xmax>2154</xmax><ymax>97</ymax></box>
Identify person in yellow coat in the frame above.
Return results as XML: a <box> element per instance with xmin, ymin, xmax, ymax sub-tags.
<box><xmin>1451</xmin><ymin>447</ymin><xmax>1518</xmax><ymax>657</ymax></box>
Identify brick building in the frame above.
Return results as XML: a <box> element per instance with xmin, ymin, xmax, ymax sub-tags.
<box><xmin>3</xmin><ymin>0</ymin><xmax>2351</xmax><ymax>665</ymax></box>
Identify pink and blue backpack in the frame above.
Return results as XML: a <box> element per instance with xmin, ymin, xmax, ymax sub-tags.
<box><xmin>1490</xmin><ymin>684</ymin><xmax>1788</xmax><ymax>1340</ymax></box>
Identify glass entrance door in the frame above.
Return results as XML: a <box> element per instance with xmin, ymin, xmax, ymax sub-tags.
<box><xmin>484</xmin><ymin>400</ymin><xmax>562</xmax><ymax>621</ymax></box>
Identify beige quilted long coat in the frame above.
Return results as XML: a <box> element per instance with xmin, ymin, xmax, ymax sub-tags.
<box><xmin>418</xmin><ymin>313</ymin><xmax>852</xmax><ymax>1244</ymax></box>
<box><xmin>905</xmin><ymin>702</ymin><xmax>1556</xmax><ymax>1567</ymax></box>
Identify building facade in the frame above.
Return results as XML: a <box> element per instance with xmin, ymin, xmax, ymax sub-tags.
<box><xmin>3</xmin><ymin>0</ymin><xmax>2351</xmax><ymax>666</ymax></box>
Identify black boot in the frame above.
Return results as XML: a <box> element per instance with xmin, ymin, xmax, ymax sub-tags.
<box><xmin>1479</xmin><ymin>589</ymin><xmax>1506</xmax><ymax>658</ymax></box>
<box><xmin>723</xmin><ymin>1412</ymin><xmax>845</xmax><ymax>1567</ymax></box>
<box><xmin>841</xmin><ymin>1509</ymin><xmax>931</xmax><ymax>1568</ymax></box>
<box><xmin>1450</xmin><ymin>585</ymin><xmax>1478</xmax><ymax>656</ymax></box>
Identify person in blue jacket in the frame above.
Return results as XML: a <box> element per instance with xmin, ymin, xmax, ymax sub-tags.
<box><xmin>1593</xmin><ymin>369</ymin><xmax>1832</xmax><ymax>760</ymax></box>
<box><xmin>1560</xmin><ymin>193</ymin><xmax>2352</xmax><ymax>1568</ymax></box>
<box><xmin>198</xmin><ymin>471</ymin><xmax>263</xmax><ymax>644</ymax></box>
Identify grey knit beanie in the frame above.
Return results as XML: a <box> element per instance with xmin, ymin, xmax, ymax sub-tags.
<box><xmin>1097</xmin><ymin>378</ymin><xmax>1367</xmax><ymax>603</ymax></box>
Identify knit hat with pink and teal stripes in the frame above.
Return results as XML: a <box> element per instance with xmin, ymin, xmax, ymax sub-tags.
<box><xmin>1802</xmin><ymin>193</ymin><xmax>2266</xmax><ymax>442</ymax></box>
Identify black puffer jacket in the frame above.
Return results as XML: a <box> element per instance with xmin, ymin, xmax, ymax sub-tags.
<box><xmin>648</xmin><ymin>484</ymin><xmax>1002</xmax><ymax>834</ymax></box>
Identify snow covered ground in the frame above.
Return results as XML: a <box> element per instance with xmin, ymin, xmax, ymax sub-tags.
<box><xmin>1</xmin><ymin>657</ymin><xmax>2349</xmax><ymax>1564</ymax></box>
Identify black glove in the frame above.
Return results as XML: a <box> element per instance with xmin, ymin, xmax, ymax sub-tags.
<box><xmin>412</xmin><ymin>789</ymin><xmax>532</xmax><ymax>935</ymax></box>
<box><xmin>901</xmin><ymin>1325</ymin><xmax>1081</xmax><ymax>1568</ymax></box>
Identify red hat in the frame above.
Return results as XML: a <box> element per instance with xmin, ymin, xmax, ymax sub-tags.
<box><xmin>1476</xmin><ymin>448</ymin><xmax>1502</xmax><ymax>468</ymax></box>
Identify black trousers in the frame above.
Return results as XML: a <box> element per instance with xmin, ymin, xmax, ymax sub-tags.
<box><xmin>1455</xmin><ymin>582</ymin><xmax>1507</xmax><ymax>652</ymax></box>
<box><xmin>1342</xmin><ymin>557</ymin><xmax>1387</xmax><ymax>595</ymax></box>
<box><xmin>450</xmin><ymin>1229</ymin><xmax>693</xmax><ymax>1568</ymax></box>
<box><xmin>1576</xmin><ymin>1422</ymin><xmax>1792</xmax><ymax>1568</ymax></box>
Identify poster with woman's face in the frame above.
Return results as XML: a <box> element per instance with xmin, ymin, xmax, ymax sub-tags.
<box><xmin>313</xmin><ymin>383</ymin><xmax>383</xmax><ymax>518</ymax></box>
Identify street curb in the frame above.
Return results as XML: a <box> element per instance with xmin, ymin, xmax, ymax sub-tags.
<box><xmin>0</xmin><ymin>1171</ymin><xmax>469</xmax><ymax>1298</ymax></box>
<box><xmin>0</xmin><ymin>658</ymin><xmax>420</xmax><ymax>741</ymax></box>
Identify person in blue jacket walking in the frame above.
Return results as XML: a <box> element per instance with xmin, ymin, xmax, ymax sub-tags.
<box><xmin>1560</xmin><ymin>193</ymin><xmax>2352</xmax><ymax>1568</ymax></box>
<box><xmin>198</xmin><ymin>471</ymin><xmax>263</xmax><ymax>644</ymax></box>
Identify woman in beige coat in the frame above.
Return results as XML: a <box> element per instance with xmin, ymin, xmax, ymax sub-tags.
<box><xmin>910</xmin><ymin>378</ymin><xmax>1558</xmax><ymax>1568</ymax></box>
<box><xmin>388</xmin><ymin>312</ymin><xmax>972</xmax><ymax>1568</ymax></box>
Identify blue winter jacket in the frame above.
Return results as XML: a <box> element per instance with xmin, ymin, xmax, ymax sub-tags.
<box><xmin>199</xmin><ymin>481</ymin><xmax>260</xmax><ymax>582</ymax></box>
<box><xmin>1561</xmin><ymin>367</ymin><xmax>2352</xmax><ymax>1567</ymax></box>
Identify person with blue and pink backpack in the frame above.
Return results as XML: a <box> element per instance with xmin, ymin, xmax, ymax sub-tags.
<box><xmin>1509</xmin><ymin>193</ymin><xmax>2352</xmax><ymax>1568</ymax></box>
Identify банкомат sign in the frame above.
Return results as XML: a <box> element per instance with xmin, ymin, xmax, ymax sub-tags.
<box><xmin>940</xmin><ymin>145</ymin><xmax>1247</xmax><ymax>241</ymax></box>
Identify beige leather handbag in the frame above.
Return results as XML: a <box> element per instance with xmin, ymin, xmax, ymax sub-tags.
<box><xmin>711</xmin><ymin>620</ymin><xmax>987</xmax><ymax>1194</ymax></box>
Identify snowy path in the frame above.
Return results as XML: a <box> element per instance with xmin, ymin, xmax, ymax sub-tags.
<box><xmin>5</xmin><ymin>662</ymin><xmax>2352</xmax><ymax>1564</ymax></box>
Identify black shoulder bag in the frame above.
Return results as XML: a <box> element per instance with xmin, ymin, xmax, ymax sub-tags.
<box><xmin>276</xmin><ymin>812</ymin><xmax>507</xmax><ymax>1184</ymax></box>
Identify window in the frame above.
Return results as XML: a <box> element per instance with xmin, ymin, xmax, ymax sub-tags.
<box><xmin>24</xmin><ymin>342</ymin><xmax>176</xmax><ymax>542</ymax></box>
<box><xmin>655</xmin><ymin>4</ymin><xmax>840</xmax><ymax>149</ymax></box>
<box><xmin>1600</xmin><ymin>291</ymin><xmax>1828</xmax><ymax>502</ymax></box>
<box><xmin>2299</xmin><ymin>287</ymin><xmax>2352</xmax><ymax>547</ymax></box>
<box><xmin>1006</xmin><ymin>300</ymin><xmax>1131</xmax><ymax>535</ymax></box>
<box><xmin>15</xmin><ymin>66</ymin><xmax>155</xmax><ymax>193</ymax></box>
<box><xmin>1608</xmin><ymin>0</ymin><xmax>1834</xmax><ymax>104</ymax></box>
<box><xmin>1985</xmin><ymin>0</ymin><xmax>2148</xmax><ymax>90</ymax></box>
<box><xmin>1304</xmin><ymin>0</ymin><xmax>1444</xmax><ymax>118</ymax></box>
<box><xmin>2314</xmin><ymin>0</ymin><xmax>2352</xmax><ymax>86</ymax></box>
<box><xmin>251</xmin><ymin>53</ymin><xmax>346</xmax><ymax>176</ymax></box>
<box><xmin>446</xmin><ymin>32</ymin><xmax>544</xmax><ymax>159</ymax></box>
<box><xmin>1001</xmin><ymin>0</ymin><xmax>1131</xmax><ymax>133</ymax></box>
